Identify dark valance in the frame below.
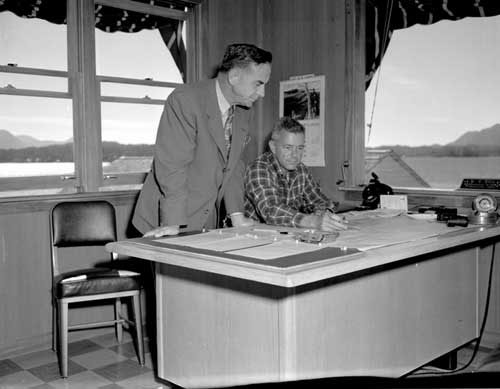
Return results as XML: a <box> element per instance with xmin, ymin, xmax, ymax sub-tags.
<box><xmin>0</xmin><ymin>0</ymin><xmax>197</xmax><ymax>81</ymax></box>
<box><xmin>5</xmin><ymin>0</ymin><xmax>500</xmax><ymax>88</ymax></box>
<box><xmin>366</xmin><ymin>0</ymin><xmax>500</xmax><ymax>88</ymax></box>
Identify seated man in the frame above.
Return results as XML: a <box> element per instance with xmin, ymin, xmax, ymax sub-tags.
<box><xmin>244</xmin><ymin>117</ymin><xmax>347</xmax><ymax>232</ymax></box>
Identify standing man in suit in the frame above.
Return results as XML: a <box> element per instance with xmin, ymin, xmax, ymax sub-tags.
<box><xmin>132</xmin><ymin>43</ymin><xmax>272</xmax><ymax>237</ymax></box>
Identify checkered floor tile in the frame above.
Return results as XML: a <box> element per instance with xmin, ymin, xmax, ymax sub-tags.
<box><xmin>0</xmin><ymin>332</ymin><xmax>171</xmax><ymax>389</ymax></box>
<box><xmin>1</xmin><ymin>332</ymin><xmax>498</xmax><ymax>388</ymax></box>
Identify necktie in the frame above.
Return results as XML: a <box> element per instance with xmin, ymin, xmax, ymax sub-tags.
<box><xmin>223</xmin><ymin>106</ymin><xmax>235</xmax><ymax>157</ymax></box>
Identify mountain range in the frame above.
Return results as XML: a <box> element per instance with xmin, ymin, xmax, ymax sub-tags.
<box><xmin>371</xmin><ymin>123</ymin><xmax>500</xmax><ymax>149</ymax></box>
<box><xmin>2</xmin><ymin>123</ymin><xmax>500</xmax><ymax>150</ymax></box>
<box><xmin>0</xmin><ymin>129</ymin><xmax>68</xmax><ymax>149</ymax></box>
<box><xmin>448</xmin><ymin>123</ymin><xmax>500</xmax><ymax>146</ymax></box>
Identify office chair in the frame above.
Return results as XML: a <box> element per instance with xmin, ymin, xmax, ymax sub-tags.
<box><xmin>49</xmin><ymin>200</ymin><xmax>145</xmax><ymax>378</ymax></box>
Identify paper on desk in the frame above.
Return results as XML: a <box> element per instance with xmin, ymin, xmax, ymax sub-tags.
<box><xmin>153</xmin><ymin>215</ymin><xmax>456</xmax><ymax>257</ymax></box>
<box><xmin>154</xmin><ymin>229</ymin><xmax>323</xmax><ymax>260</ymax></box>
<box><xmin>155</xmin><ymin>230</ymin><xmax>232</xmax><ymax>245</ymax></box>
<box><xmin>327</xmin><ymin>214</ymin><xmax>454</xmax><ymax>251</ymax></box>
<box><xmin>228</xmin><ymin>239</ymin><xmax>323</xmax><ymax>260</ymax></box>
<box><xmin>155</xmin><ymin>230</ymin><xmax>275</xmax><ymax>252</ymax></box>
<box><xmin>342</xmin><ymin>208</ymin><xmax>405</xmax><ymax>221</ymax></box>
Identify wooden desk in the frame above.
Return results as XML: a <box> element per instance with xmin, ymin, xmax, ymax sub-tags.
<box><xmin>106</xmin><ymin>218</ymin><xmax>500</xmax><ymax>388</ymax></box>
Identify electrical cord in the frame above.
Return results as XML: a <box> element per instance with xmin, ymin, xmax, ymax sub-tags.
<box><xmin>409</xmin><ymin>242</ymin><xmax>496</xmax><ymax>377</ymax></box>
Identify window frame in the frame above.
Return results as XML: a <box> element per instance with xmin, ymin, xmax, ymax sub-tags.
<box><xmin>343</xmin><ymin>0</ymin><xmax>499</xmax><ymax>204</ymax></box>
<box><xmin>343</xmin><ymin>0</ymin><xmax>366</xmax><ymax>189</ymax></box>
<box><xmin>0</xmin><ymin>0</ymin><xmax>200</xmax><ymax>197</ymax></box>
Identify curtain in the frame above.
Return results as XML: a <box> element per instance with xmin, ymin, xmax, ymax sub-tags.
<box><xmin>0</xmin><ymin>0</ymin><xmax>189</xmax><ymax>80</ymax></box>
<box><xmin>366</xmin><ymin>0</ymin><xmax>500</xmax><ymax>88</ymax></box>
<box><xmin>159</xmin><ymin>21</ymin><xmax>186</xmax><ymax>82</ymax></box>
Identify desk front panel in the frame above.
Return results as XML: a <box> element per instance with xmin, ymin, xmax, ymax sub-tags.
<box><xmin>154</xmin><ymin>246</ymin><xmax>479</xmax><ymax>388</ymax></box>
<box><xmin>287</xmin><ymin>247</ymin><xmax>477</xmax><ymax>379</ymax></box>
<box><xmin>156</xmin><ymin>264</ymin><xmax>283</xmax><ymax>388</ymax></box>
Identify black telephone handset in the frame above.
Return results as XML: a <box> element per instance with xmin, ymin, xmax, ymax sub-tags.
<box><xmin>361</xmin><ymin>172</ymin><xmax>393</xmax><ymax>209</ymax></box>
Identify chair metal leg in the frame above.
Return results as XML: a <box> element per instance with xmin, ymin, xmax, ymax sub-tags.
<box><xmin>115</xmin><ymin>298</ymin><xmax>123</xmax><ymax>343</ymax></box>
<box><xmin>52</xmin><ymin>299</ymin><xmax>57</xmax><ymax>351</ymax></box>
<box><xmin>132</xmin><ymin>292</ymin><xmax>145</xmax><ymax>365</ymax></box>
<box><xmin>58</xmin><ymin>300</ymin><xmax>68</xmax><ymax>378</ymax></box>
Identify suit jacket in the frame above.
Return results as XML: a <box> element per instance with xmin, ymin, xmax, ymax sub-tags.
<box><xmin>132</xmin><ymin>78</ymin><xmax>251</xmax><ymax>234</ymax></box>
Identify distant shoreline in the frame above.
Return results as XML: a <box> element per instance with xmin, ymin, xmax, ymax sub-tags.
<box><xmin>2</xmin><ymin>157</ymin><xmax>500</xmax><ymax>191</ymax></box>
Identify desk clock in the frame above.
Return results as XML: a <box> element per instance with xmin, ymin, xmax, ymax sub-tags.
<box><xmin>469</xmin><ymin>193</ymin><xmax>499</xmax><ymax>225</ymax></box>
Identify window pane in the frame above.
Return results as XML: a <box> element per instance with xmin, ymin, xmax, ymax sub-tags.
<box><xmin>0</xmin><ymin>73</ymin><xmax>68</xmax><ymax>93</ymax></box>
<box><xmin>365</xmin><ymin>16</ymin><xmax>500</xmax><ymax>190</ymax></box>
<box><xmin>100</xmin><ymin>83</ymin><xmax>174</xmax><ymax>100</ymax></box>
<box><xmin>0</xmin><ymin>95</ymin><xmax>75</xmax><ymax>196</ymax></box>
<box><xmin>0</xmin><ymin>11</ymin><xmax>72</xmax><ymax>196</ymax></box>
<box><xmin>96</xmin><ymin>20</ymin><xmax>183</xmax><ymax>185</ymax></box>
<box><xmin>0</xmin><ymin>11</ymin><xmax>67</xmax><ymax>70</ymax></box>
<box><xmin>95</xmin><ymin>26</ymin><xmax>183</xmax><ymax>82</ymax></box>
<box><xmin>101</xmin><ymin>102</ymin><xmax>159</xmax><ymax>176</ymax></box>
<box><xmin>0</xmin><ymin>96</ymin><xmax>74</xmax><ymax>170</ymax></box>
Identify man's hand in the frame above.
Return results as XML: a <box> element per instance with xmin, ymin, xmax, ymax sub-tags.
<box><xmin>301</xmin><ymin>212</ymin><xmax>347</xmax><ymax>232</ymax></box>
<box><xmin>143</xmin><ymin>225</ymin><xmax>180</xmax><ymax>238</ymax></box>
<box><xmin>319</xmin><ymin>211</ymin><xmax>348</xmax><ymax>232</ymax></box>
<box><xmin>230</xmin><ymin>212</ymin><xmax>255</xmax><ymax>227</ymax></box>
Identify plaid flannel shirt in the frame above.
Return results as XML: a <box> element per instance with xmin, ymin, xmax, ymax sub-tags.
<box><xmin>244</xmin><ymin>151</ymin><xmax>338</xmax><ymax>227</ymax></box>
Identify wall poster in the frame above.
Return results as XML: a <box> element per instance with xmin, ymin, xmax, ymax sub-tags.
<box><xmin>279</xmin><ymin>74</ymin><xmax>325</xmax><ymax>166</ymax></box>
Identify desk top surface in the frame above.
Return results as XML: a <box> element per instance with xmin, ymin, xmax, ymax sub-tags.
<box><xmin>107</xmin><ymin>211</ymin><xmax>500</xmax><ymax>287</ymax></box>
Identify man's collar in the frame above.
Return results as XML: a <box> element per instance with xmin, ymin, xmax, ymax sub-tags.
<box><xmin>215</xmin><ymin>79</ymin><xmax>231</xmax><ymax>115</ymax></box>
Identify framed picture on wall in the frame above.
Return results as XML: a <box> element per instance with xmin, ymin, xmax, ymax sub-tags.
<box><xmin>279</xmin><ymin>74</ymin><xmax>325</xmax><ymax>166</ymax></box>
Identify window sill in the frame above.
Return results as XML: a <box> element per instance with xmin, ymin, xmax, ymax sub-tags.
<box><xmin>0</xmin><ymin>189</ymin><xmax>140</xmax><ymax>214</ymax></box>
<box><xmin>339</xmin><ymin>186</ymin><xmax>500</xmax><ymax>198</ymax></box>
<box><xmin>339</xmin><ymin>186</ymin><xmax>500</xmax><ymax>213</ymax></box>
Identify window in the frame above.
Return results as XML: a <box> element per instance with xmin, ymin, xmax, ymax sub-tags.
<box><xmin>95</xmin><ymin>22</ymin><xmax>183</xmax><ymax>190</ymax></box>
<box><xmin>0</xmin><ymin>0</ymin><xmax>196</xmax><ymax>197</ymax></box>
<box><xmin>364</xmin><ymin>15</ymin><xmax>500</xmax><ymax>190</ymax></box>
<box><xmin>0</xmin><ymin>11</ymin><xmax>75</xmax><ymax>197</ymax></box>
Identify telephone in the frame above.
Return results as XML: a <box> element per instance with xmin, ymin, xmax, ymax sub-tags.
<box><xmin>361</xmin><ymin>173</ymin><xmax>393</xmax><ymax>209</ymax></box>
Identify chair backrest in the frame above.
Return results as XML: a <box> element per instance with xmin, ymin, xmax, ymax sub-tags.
<box><xmin>51</xmin><ymin>200</ymin><xmax>117</xmax><ymax>247</ymax></box>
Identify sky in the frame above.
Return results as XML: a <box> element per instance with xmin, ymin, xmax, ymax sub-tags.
<box><xmin>365</xmin><ymin>14</ymin><xmax>500</xmax><ymax>147</ymax></box>
<box><xmin>1</xmin><ymin>11</ymin><xmax>500</xmax><ymax>147</ymax></box>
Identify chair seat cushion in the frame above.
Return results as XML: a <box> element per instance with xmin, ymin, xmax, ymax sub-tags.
<box><xmin>55</xmin><ymin>267</ymin><xmax>141</xmax><ymax>298</ymax></box>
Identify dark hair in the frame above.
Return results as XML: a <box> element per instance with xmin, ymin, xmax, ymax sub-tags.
<box><xmin>271</xmin><ymin>117</ymin><xmax>305</xmax><ymax>141</ymax></box>
<box><xmin>218</xmin><ymin>43</ymin><xmax>272</xmax><ymax>73</ymax></box>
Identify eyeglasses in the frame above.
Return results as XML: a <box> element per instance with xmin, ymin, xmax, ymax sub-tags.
<box><xmin>278</xmin><ymin>144</ymin><xmax>305</xmax><ymax>154</ymax></box>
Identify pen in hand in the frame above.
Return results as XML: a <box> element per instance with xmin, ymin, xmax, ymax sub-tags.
<box><xmin>328</xmin><ymin>212</ymin><xmax>361</xmax><ymax>230</ymax></box>
<box><xmin>323</xmin><ymin>209</ymin><xmax>348</xmax><ymax>231</ymax></box>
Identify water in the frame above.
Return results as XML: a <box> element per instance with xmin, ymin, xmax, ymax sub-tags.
<box><xmin>403</xmin><ymin>156</ymin><xmax>500</xmax><ymax>189</ymax></box>
<box><xmin>0</xmin><ymin>162</ymin><xmax>110</xmax><ymax>177</ymax></box>
<box><xmin>1</xmin><ymin>158</ymin><xmax>500</xmax><ymax>189</ymax></box>
<box><xmin>0</xmin><ymin>162</ymin><xmax>75</xmax><ymax>177</ymax></box>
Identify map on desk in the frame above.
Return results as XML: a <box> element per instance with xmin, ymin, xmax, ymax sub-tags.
<box><xmin>157</xmin><ymin>230</ymin><xmax>325</xmax><ymax>260</ymax></box>
<box><xmin>153</xmin><ymin>211</ymin><xmax>460</xmax><ymax>261</ymax></box>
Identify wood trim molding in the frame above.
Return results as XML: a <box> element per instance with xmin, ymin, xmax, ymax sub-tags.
<box><xmin>67</xmin><ymin>0</ymin><xmax>103</xmax><ymax>192</ymax></box>
<box><xmin>0</xmin><ymin>65</ymin><xmax>68</xmax><ymax>77</ymax></box>
<box><xmin>100</xmin><ymin>96</ymin><xmax>165</xmax><ymax>105</ymax></box>
<box><xmin>97</xmin><ymin>75</ymin><xmax>181</xmax><ymax>88</ymax></box>
<box><xmin>344</xmin><ymin>0</ymin><xmax>366</xmax><ymax>187</ymax></box>
<box><xmin>186</xmin><ymin>2</ymin><xmax>204</xmax><ymax>82</ymax></box>
<box><xmin>0</xmin><ymin>88</ymin><xmax>71</xmax><ymax>99</ymax></box>
<box><xmin>0</xmin><ymin>176</ymin><xmax>77</xmax><ymax>192</ymax></box>
<box><xmin>0</xmin><ymin>190</ymin><xmax>140</xmax><ymax>214</ymax></box>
